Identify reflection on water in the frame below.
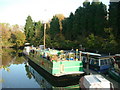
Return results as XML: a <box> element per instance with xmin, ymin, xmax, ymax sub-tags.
<box><xmin>2</xmin><ymin>64</ymin><xmax>40</xmax><ymax>88</ymax></box>
<box><xmin>1</xmin><ymin>48</ymin><xmax>40</xmax><ymax>88</ymax></box>
<box><xmin>2</xmin><ymin>48</ymin><xmax>15</xmax><ymax>67</ymax></box>
<box><xmin>25</xmin><ymin>64</ymin><xmax>32</xmax><ymax>79</ymax></box>
<box><xmin>1</xmin><ymin>48</ymin><xmax>79</xmax><ymax>88</ymax></box>
<box><xmin>1</xmin><ymin>48</ymin><xmax>25</xmax><ymax>67</ymax></box>
<box><xmin>26</xmin><ymin>62</ymin><xmax>80</xmax><ymax>89</ymax></box>
<box><xmin>27</xmin><ymin>59</ymin><xmax>81</xmax><ymax>88</ymax></box>
<box><xmin>27</xmin><ymin>64</ymin><xmax>52</xmax><ymax>88</ymax></box>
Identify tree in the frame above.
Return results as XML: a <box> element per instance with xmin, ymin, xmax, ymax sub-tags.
<box><xmin>12</xmin><ymin>31</ymin><xmax>26</xmax><ymax>48</ymax></box>
<box><xmin>109</xmin><ymin>1</ymin><xmax>120</xmax><ymax>53</ymax></box>
<box><xmin>90</xmin><ymin>1</ymin><xmax>107</xmax><ymax>36</ymax></box>
<box><xmin>109</xmin><ymin>1</ymin><xmax>120</xmax><ymax>43</ymax></box>
<box><xmin>1</xmin><ymin>23</ymin><xmax>26</xmax><ymax>48</ymax></box>
<box><xmin>73</xmin><ymin>7</ymin><xmax>85</xmax><ymax>39</ymax></box>
<box><xmin>86</xmin><ymin>33</ymin><xmax>105</xmax><ymax>52</ymax></box>
<box><xmin>33</xmin><ymin>21</ymin><xmax>43</xmax><ymax>46</ymax></box>
<box><xmin>24</xmin><ymin>15</ymin><xmax>34</xmax><ymax>43</ymax></box>
<box><xmin>1</xmin><ymin>23</ymin><xmax>12</xmax><ymax>47</ymax></box>
<box><xmin>49</xmin><ymin>16</ymin><xmax>60</xmax><ymax>40</ymax></box>
<box><xmin>62</xmin><ymin>13</ymin><xmax>74</xmax><ymax>40</ymax></box>
<box><xmin>102</xmin><ymin>28</ymin><xmax>118</xmax><ymax>53</ymax></box>
<box><xmin>83</xmin><ymin>0</ymin><xmax>90</xmax><ymax>8</ymax></box>
<box><xmin>54</xmin><ymin>14</ymin><xmax>64</xmax><ymax>32</ymax></box>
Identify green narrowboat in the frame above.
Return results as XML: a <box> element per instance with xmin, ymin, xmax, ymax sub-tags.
<box><xmin>108</xmin><ymin>54</ymin><xmax>120</xmax><ymax>82</ymax></box>
<box><xmin>27</xmin><ymin>63</ymin><xmax>80</xmax><ymax>88</ymax></box>
<box><xmin>108</xmin><ymin>68</ymin><xmax>120</xmax><ymax>82</ymax></box>
<box><xmin>23</xmin><ymin>47</ymin><xmax>84</xmax><ymax>77</ymax></box>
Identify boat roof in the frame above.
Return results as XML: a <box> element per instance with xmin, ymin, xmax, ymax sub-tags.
<box><xmin>84</xmin><ymin>74</ymin><xmax>110</xmax><ymax>83</ymax></box>
<box><xmin>80</xmin><ymin>51</ymin><xmax>101</xmax><ymax>57</ymax></box>
<box><xmin>115</xmin><ymin>54</ymin><xmax>120</xmax><ymax>56</ymax></box>
<box><xmin>90</xmin><ymin>55</ymin><xmax>115</xmax><ymax>59</ymax></box>
<box><xmin>79</xmin><ymin>51</ymin><xmax>115</xmax><ymax>59</ymax></box>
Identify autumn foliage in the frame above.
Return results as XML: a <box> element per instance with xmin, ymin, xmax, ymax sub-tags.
<box><xmin>0</xmin><ymin>23</ymin><xmax>26</xmax><ymax>48</ymax></box>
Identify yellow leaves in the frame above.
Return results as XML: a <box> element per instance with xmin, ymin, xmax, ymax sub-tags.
<box><xmin>0</xmin><ymin>23</ymin><xmax>26</xmax><ymax>47</ymax></box>
<box><xmin>4</xmin><ymin>67</ymin><xmax>10</xmax><ymax>72</ymax></box>
<box><xmin>13</xmin><ymin>31</ymin><xmax>26</xmax><ymax>47</ymax></box>
<box><xmin>55</xmin><ymin>14</ymin><xmax>65</xmax><ymax>21</ymax></box>
<box><xmin>0</xmin><ymin>78</ymin><xmax>4</xmax><ymax>83</ymax></box>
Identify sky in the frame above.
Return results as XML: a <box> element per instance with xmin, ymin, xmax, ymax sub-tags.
<box><xmin>0</xmin><ymin>0</ymin><xmax>110</xmax><ymax>26</ymax></box>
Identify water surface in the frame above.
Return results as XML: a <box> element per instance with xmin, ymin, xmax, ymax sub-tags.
<box><xmin>1</xmin><ymin>48</ymin><xmax>40</xmax><ymax>88</ymax></box>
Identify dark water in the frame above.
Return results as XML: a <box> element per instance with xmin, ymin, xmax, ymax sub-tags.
<box><xmin>1</xmin><ymin>48</ymin><xmax>80</xmax><ymax>89</ymax></box>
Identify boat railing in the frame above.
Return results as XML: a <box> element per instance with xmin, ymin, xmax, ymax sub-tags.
<box><xmin>29</xmin><ymin>48</ymin><xmax>117</xmax><ymax>63</ymax></box>
<box><xmin>29</xmin><ymin>49</ymin><xmax>86</xmax><ymax>62</ymax></box>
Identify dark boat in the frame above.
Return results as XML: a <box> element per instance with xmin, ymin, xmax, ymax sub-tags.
<box><xmin>108</xmin><ymin>54</ymin><xmax>120</xmax><ymax>82</ymax></box>
<box><xmin>89</xmin><ymin>56</ymin><xmax>115</xmax><ymax>73</ymax></box>
<box><xmin>81</xmin><ymin>52</ymin><xmax>115</xmax><ymax>73</ymax></box>
<box><xmin>108</xmin><ymin>68</ymin><xmax>120</xmax><ymax>82</ymax></box>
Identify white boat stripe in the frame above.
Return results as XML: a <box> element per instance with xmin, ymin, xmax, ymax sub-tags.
<box><xmin>53</xmin><ymin>66</ymin><xmax>83</xmax><ymax>69</ymax></box>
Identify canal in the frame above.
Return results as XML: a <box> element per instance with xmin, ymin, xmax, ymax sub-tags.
<box><xmin>1</xmin><ymin>48</ymin><xmax>80</xmax><ymax>89</ymax></box>
<box><xmin>1</xmin><ymin>48</ymin><xmax>120</xmax><ymax>89</ymax></box>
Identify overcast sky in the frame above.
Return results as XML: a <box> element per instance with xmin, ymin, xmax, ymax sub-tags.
<box><xmin>0</xmin><ymin>0</ymin><xmax>110</xmax><ymax>26</ymax></box>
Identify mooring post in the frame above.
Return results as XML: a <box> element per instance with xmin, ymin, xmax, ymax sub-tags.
<box><xmin>76</xmin><ymin>49</ymin><xmax>78</xmax><ymax>61</ymax></box>
<box><xmin>44</xmin><ymin>23</ymin><xmax>46</xmax><ymax>50</ymax></box>
<box><xmin>79</xmin><ymin>51</ymin><xmax>82</xmax><ymax>61</ymax></box>
<box><xmin>86</xmin><ymin>52</ymin><xmax>90</xmax><ymax>75</ymax></box>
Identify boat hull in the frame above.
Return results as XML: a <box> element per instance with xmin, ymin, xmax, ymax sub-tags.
<box><xmin>26</xmin><ymin>56</ymin><xmax>85</xmax><ymax>87</ymax></box>
<box><xmin>24</xmin><ymin>53</ymin><xmax>84</xmax><ymax>77</ymax></box>
<box><xmin>108</xmin><ymin>69</ymin><xmax>120</xmax><ymax>82</ymax></box>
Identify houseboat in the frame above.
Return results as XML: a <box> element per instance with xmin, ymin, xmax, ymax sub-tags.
<box><xmin>89</xmin><ymin>56</ymin><xmax>115</xmax><ymax>73</ymax></box>
<box><xmin>23</xmin><ymin>47</ymin><xmax>84</xmax><ymax>77</ymax></box>
<box><xmin>81</xmin><ymin>52</ymin><xmax>115</xmax><ymax>73</ymax></box>
<box><xmin>26</xmin><ymin>62</ymin><xmax>80</xmax><ymax>88</ymax></box>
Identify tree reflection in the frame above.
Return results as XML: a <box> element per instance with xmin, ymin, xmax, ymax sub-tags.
<box><xmin>2</xmin><ymin>48</ymin><xmax>15</xmax><ymax>66</ymax></box>
<box><xmin>25</xmin><ymin>64</ymin><xmax>32</xmax><ymax>79</ymax></box>
<box><xmin>1</xmin><ymin>48</ymin><xmax>26</xmax><ymax>70</ymax></box>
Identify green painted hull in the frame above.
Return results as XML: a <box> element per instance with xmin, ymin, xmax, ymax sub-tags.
<box><xmin>28</xmin><ymin>54</ymin><xmax>83</xmax><ymax>76</ymax></box>
<box><xmin>108</xmin><ymin>69</ymin><xmax>120</xmax><ymax>82</ymax></box>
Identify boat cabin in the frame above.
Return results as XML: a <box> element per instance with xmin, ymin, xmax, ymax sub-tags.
<box><xmin>80</xmin><ymin>52</ymin><xmax>101</xmax><ymax>68</ymax></box>
<box><xmin>80</xmin><ymin>52</ymin><xmax>115</xmax><ymax>73</ymax></box>
<box><xmin>89</xmin><ymin>56</ymin><xmax>115</xmax><ymax>73</ymax></box>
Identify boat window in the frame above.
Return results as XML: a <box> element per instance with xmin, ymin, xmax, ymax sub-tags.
<box><xmin>104</xmin><ymin>59</ymin><xmax>108</xmax><ymax>65</ymax></box>
<box><xmin>106</xmin><ymin>58</ymin><xmax>114</xmax><ymax>65</ymax></box>
<box><xmin>91</xmin><ymin>59</ymin><xmax>99</xmax><ymax>66</ymax></box>
<box><xmin>90</xmin><ymin>59</ymin><xmax>94</xmax><ymax>64</ymax></box>
<box><xmin>94</xmin><ymin>60</ymin><xmax>99</xmax><ymax>66</ymax></box>
<box><xmin>82</xmin><ymin>56</ymin><xmax>87</xmax><ymax>62</ymax></box>
<box><xmin>107</xmin><ymin>58</ymin><xmax>111</xmax><ymax>64</ymax></box>
<box><xmin>100</xmin><ymin>59</ymin><xmax>108</xmax><ymax>65</ymax></box>
<box><xmin>100</xmin><ymin>60</ymin><xmax>104</xmax><ymax>65</ymax></box>
<box><xmin>106</xmin><ymin>59</ymin><xmax>110</xmax><ymax>65</ymax></box>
